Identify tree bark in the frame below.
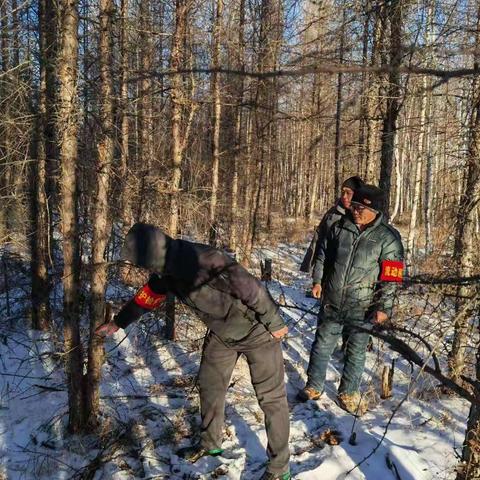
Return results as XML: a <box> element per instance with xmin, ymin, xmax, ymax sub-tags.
<box><xmin>379</xmin><ymin>0</ymin><xmax>404</xmax><ymax>215</ymax></box>
<box><xmin>119</xmin><ymin>0</ymin><xmax>130</xmax><ymax>231</ymax></box>
<box><xmin>169</xmin><ymin>0</ymin><xmax>190</xmax><ymax>237</ymax></box>
<box><xmin>228</xmin><ymin>0</ymin><xmax>246</xmax><ymax>253</ymax></box>
<box><xmin>333</xmin><ymin>10</ymin><xmax>346</xmax><ymax>194</ymax></box>
<box><xmin>136</xmin><ymin>0</ymin><xmax>153</xmax><ymax>221</ymax></box>
<box><xmin>248</xmin><ymin>0</ymin><xmax>282</xmax><ymax>253</ymax></box>
<box><xmin>364</xmin><ymin>1</ymin><xmax>383</xmax><ymax>184</ymax></box>
<box><xmin>57</xmin><ymin>0</ymin><xmax>84</xmax><ymax>433</ymax></box>
<box><xmin>209</xmin><ymin>0</ymin><xmax>223</xmax><ymax>245</ymax></box>
<box><xmin>85</xmin><ymin>0</ymin><xmax>115</xmax><ymax>430</ymax></box>
<box><xmin>449</xmin><ymin>5</ymin><xmax>480</xmax><ymax>389</ymax></box>
<box><xmin>0</xmin><ymin>0</ymin><xmax>11</xmax><ymax>233</ymax></box>
<box><xmin>407</xmin><ymin>78</ymin><xmax>427</xmax><ymax>266</ymax></box>
<box><xmin>31</xmin><ymin>0</ymin><xmax>54</xmax><ymax>331</ymax></box>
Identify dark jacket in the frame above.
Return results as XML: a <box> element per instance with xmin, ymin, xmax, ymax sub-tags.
<box><xmin>313</xmin><ymin>213</ymin><xmax>404</xmax><ymax>319</ymax></box>
<box><xmin>300</xmin><ymin>202</ymin><xmax>346</xmax><ymax>273</ymax></box>
<box><xmin>115</xmin><ymin>223</ymin><xmax>285</xmax><ymax>343</ymax></box>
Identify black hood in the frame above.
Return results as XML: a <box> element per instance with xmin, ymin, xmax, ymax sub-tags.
<box><xmin>121</xmin><ymin>223</ymin><xmax>171</xmax><ymax>272</ymax></box>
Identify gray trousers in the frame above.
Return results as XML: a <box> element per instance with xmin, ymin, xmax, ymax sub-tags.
<box><xmin>198</xmin><ymin>324</ymin><xmax>290</xmax><ymax>475</ymax></box>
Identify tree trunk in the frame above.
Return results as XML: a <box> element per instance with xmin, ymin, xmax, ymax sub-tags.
<box><xmin>249</xmin><ymin>0</ymin><xmax>282</xmax><ymax>253</ymax></box>
<box><xmin>31</xmin><ymin>0</ymin><xmax>54</xmax><ymax>331</ymax></box>
<box><xmin>209</xmin><ymin>0</ymin><xmax>223</xmax><ymax>245</ymax></box>
<box><xmin>407</xmin><ymin>78</ymin><xmax>427</xmax><ymax>266</ymax></box>
<box><xmin>379</xmin><ymin>0</ymin><xmax>404</xmax><ymax>215</ymax></box>
<box><xmin>0</xmin><ymin>0</ymin><xmax>11</xmax><ymax>233</ymax></box>
<box><xmin>229</xmin><ymin>0</ymin><xmax>246</xmax><ymax>253</ymax></box>
<box><xmin>57</xmin><ymin>0</ymin><xmax>84</xmax><ymax>433</ymax></box>
<box><xmin>85</xmin><ymin>0</ymin><xmax>115</xmax><ymax>430</ymax></box>
<box><xmin>119</xmin><ymin>0</ymin><xmax>130</xmax><ymax>231</ymax></box>
<box><xmin>390</xmin><ymin>112</ymin><xmax>406</xmax><ymax>223</ymax></box>
<box><xmin>169</xmin><ymin>0</ymin><xmax>190</xmax><ymax>237</ymax></box>
<box><xmin>11</xmin><ymin>0</ymin><xmax>20</xmax><ymax>67</ymax></box>
<box><xmin>449</xmin><ymin>4</ymin><xmax>480</xmax><ymax>386</ymax></box>
<box><xmin>333</xmin><ymin>10</ymin><xmax>345</xmax><ymax>194</ymax></box>
<box><xmin>136</xmin><ymin>0</ymin><xmax>153</xmax><ymax>221</ymax></box>
<box><xmin>423</xmin><ymin>2</ymin><xmax>435</xmax><ymax>255</ymax></box>
<box><xmin>364</xmin><ymin>2</ymin><xmax>383</xmax><ymax>184</ymax></box>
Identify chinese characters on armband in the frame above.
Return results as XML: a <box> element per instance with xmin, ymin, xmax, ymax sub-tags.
<box><xmin>134</xmin><ymin>284</ymin><xmax>167</xmax><ymax>309</ymax></box>
<box><xmin>380</xmin><ymin>260</ymin><xmax>404</xmax><ymax>283</ymax></box>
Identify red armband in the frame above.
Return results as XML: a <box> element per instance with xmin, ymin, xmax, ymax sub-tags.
<box><xmin>134</xmin><ymin>284</ymin><xmax>167</xmax><ymax>309</ymax></box>
<box><xmin>380</xmin><ymin>260</ymin><xmax>404</xmax><ymax>282</ymax></box>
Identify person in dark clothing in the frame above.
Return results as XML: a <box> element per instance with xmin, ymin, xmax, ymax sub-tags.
<box><xmin>96</xmin><ymin>223</ymin><xmax>291</xmax><ymax>480</ymax></box>
<box><xmin>298</xmin><ymin>185</ymin><xmax>404</xmax><ymax>414</ymax></box>
<box><xmin>300</xmin><ymin>176</ymin><xmax>364</xmax><ymax>274</ymax></box>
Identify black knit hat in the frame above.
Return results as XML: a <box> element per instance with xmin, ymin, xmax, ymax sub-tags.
<box><xmin>342</xmin><ymin>176</ymin><xmax>364</xmax><ymax>191</ymax></box>
<box><xmin>121</xmin><ymin>223</ymin><xmax>171</xmax><ymax>272</ymax></box>
<box><xmin>351</xmin><ymin>184</ymin><xmax>384</xmax><ymax>212</ymax></box>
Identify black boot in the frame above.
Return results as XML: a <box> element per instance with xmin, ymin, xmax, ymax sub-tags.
<box><xmin>176</xmin><ymin>444</ymin><xmax>223</xmax><ymax>463</ymax></box>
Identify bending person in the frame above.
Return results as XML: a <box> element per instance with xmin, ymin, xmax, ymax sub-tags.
<box><xmin>97</xmin><ymin>223</ymin><xmax>291</xmax><ymax>480</ymax></box>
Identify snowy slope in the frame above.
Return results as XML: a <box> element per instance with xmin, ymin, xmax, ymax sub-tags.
<box><xmin>0</xmin><ymin>242</ymin><xmax>468</xmax><ymax>479</ymax></box>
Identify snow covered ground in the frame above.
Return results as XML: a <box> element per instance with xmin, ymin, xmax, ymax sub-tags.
<box><xmin>0</xmin><ymin>242</ymin><xmax>469</xmax><ymax>479</ymax></box>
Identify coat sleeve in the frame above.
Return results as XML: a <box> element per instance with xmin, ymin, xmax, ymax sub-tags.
<box><xmin>375</xmin><ymin>233</ymin><xmax>404</xmax><ymax>317</ymax></box>
<box><xmin>312</xmin><ymin>222</ymin><xmax>335</xmax><ymax>285</ymax></box>
<box><xmin>300</xmin><ymin>226</ymin><xmax>319</xmax><ymax>273</ymax></box>
<box><xmin>226</xmin><ymin>263</ymin><xmax>286</xmax><ymax>332</ymax></box>
<box><xmin>114</xmin><ymin>274</ymin><xmax>168</xmax><ymax>329</ymax></box>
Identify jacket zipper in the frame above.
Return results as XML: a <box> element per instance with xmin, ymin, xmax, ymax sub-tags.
<box><xmin>339</xmin><ymin>226</ymin><xmax>367</xmax><ymax>314</ymax></box>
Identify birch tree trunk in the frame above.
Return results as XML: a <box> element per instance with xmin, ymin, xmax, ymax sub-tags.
<box><xmin>390</xmin><ymin>119</ymin><xmax>405</xmax><ymax>224</ymax></box>
<box><xmin>423</xmin><ymin>2</ymin><xmax>435</xmax><ymax>255</ymax></box>
<box><xmin>407</xmin><ymin>79</ymin><xmax>427</xmax><ymax>265</ymax></box>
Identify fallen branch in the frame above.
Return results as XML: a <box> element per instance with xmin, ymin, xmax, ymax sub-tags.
<box><xmin>355</xmin><ymin>325</ymin><xmax>476</xmax><ymax>404</ymax></box>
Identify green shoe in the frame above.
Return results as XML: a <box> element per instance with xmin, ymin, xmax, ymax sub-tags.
<box><xmin>259</xmin><ymin>471</ymin><xmax>291</xmax><ymax>480</ymax></box>
<box><xmin>176</xmin><ymin>444</ymin><xmax>223</xmax><ymax>463</ymax></box>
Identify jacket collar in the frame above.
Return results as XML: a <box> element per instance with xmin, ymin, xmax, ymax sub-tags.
<box><xmin>343</xmin><ymin>211</ymin><xmax>384</xmax><ymax>233</ymax></box>
<box><xmin>334</xmin><ymin>199</ymin><xmax>346</xmax><ymax>216</ymax></box>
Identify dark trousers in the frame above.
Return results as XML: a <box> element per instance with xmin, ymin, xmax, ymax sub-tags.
<box><xmin>198</xmin><ymin>324</ymin><xmax>290</xmax><ymax>475</ymax></box>
<box><xmin>307</xmin><ymin>308</ymin><xmax>371</xmax><ymax>395</ymax></box>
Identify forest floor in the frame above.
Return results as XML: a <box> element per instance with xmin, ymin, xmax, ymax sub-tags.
<box><xmin>0</xmin><ymin>240</ymin><xmax>468</xmax><ymax>479</ymax></box>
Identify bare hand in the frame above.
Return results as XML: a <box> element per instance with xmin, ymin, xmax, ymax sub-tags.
<box><xmin>371</xmin><ymin>311</ymin><xmax>388</xmax><ymax>325</ymax></box>
<box><xmin>95</xmin><ymin>321</ymin><xmax>120</xmax><ymax>337</ymax></box>
<box><xmin>271</xmin><ymin>326</ymin><xmax>288</xmax><ymax>339</ymax></box>
<box><xmin>312</xmin><ymin>284</ymin><xmax>322</xmax><ymax>299</ymax></box>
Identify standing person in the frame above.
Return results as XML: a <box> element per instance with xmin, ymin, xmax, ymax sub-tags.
<box><xmin>97</xmin><ymin>223</ymin><xmax>291</xmax><ymax>480</ymax></box>
<box><xmin>298</xmin><ymin>185</ymin><xmax>404</xmax><ymax>415</ymax></box>
<box><xmin>300</xmin><ymin>176</ymin><xmax>364</xmax><ymax>274</ymax></box>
